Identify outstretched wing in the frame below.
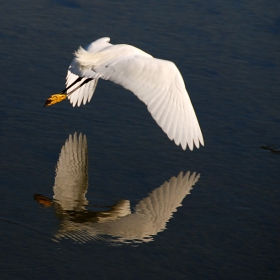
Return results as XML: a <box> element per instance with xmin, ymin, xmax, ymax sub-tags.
<box><xmin>134</xmin><ymin>171</ymin><xmax>200</xmax><ymax>234</ymax></box>
<box><xmin>77</xmin><ymin>49</ymin><xmax>203</xmax><ymax>150</ymax></box>
<box><xmin>99</xmin><ymin>56</ymin><xmax>203</xmax><ymax>150</ymax></box>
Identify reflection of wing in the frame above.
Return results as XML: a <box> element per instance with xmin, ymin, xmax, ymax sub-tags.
<box><xmin>53</xmin><ymin>133</ymin><xmax>88</xmax><ymax>211</ymax></box>
<box><xmin>135</xmin><ymin>171</ymin><xmax>199</xmax><ymax>235</ymax></box>
<box><xmin>54</xmin><ymin>171</ymin><xmax>200</xmax><ymax>244</ymax></box>
<box><xmin>94</xmin><ymin>171</ymin><xmax>199</xmax><ymax>243</ymax></box>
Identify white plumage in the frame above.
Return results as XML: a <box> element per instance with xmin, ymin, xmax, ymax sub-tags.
<box><xmin>64</xmin><ymin>37</ymin><xmax>204</xmax><ymax>150</ymax></box>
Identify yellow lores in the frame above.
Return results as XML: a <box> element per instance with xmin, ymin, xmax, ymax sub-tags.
<box><xmin>44</xmin><ymin>93</ymin><xmax>67</xmax><ymax>107</ymax></box>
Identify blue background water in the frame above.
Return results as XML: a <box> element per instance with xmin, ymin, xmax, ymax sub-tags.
<box><xmin>0</xmin><ymin>0</ymin><xmax>279</xmax><ymax>279</ymax></box>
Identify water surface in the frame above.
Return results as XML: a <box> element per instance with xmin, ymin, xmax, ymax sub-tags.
<box><xmin>0</xmin><ymin>0</ymin><xmax>279</xmax><ymax>279</ymax></box>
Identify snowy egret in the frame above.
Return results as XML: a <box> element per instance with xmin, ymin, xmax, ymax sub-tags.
<box><xmin>44</xmin><ymin>37</ymin><xmax>204</xmax><ymax>150</ymax></box>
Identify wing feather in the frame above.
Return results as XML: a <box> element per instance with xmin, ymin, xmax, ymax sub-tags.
<box><xmin>175</xmin><ymin>105</ymin><xmax>183</xmax><ymax>147</ymax></box>
<box><xmin>66</xmin><ymin>70</ymin><xmax>98</xmax><ymax>107</ymax></box>
<box><xmin>181</xmin><ymin>110</ymin><xmax>187</xmax><ymax>150</ymax></box>
<box><xmin>152</xmin><ymin>90</ymin><xmax>170</xmax><ymax>127</ymax></box>
<box><xmin>169</xmin><ymin>102</ymin><xmax>179</xmax><ymax>143</ymax></box>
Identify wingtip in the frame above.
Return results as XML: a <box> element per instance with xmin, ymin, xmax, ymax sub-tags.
<box><xmin>180</xmin><ymin>138</ymin><xmax>205</xmax><ymax>151</ymax></box>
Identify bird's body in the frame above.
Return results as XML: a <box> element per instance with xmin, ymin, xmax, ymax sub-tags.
<box><xmin>45</xmin><ymin>37</ymin><xmax>204</xmax><ymax>150</ymax></box>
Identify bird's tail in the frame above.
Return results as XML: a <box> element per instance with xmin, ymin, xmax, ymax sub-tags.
<box><xmin>75</xmin><ymin>47</ymin><xmax>116</xmax><ymax>70</ymax></box>
<box><xmin>74</xmin><ymin>47</ymin><xmax>93</xmax><ymax>69</ymax></box>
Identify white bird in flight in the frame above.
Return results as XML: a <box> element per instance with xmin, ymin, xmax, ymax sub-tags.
<box><xmin>44</xmin><ymin>37</ymin><xmax>204</xmax><ymax>150</ymax></box>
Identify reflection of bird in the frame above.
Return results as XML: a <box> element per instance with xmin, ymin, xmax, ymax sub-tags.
<box><xmin>35</xmin><ymin>133</ymin><xmax>200</xmax><ymax>245</ymax></box>
<box><xmin>44</xmin><ymin>37</ymin><xmax>204</xmax><ymax>150</ymax></box>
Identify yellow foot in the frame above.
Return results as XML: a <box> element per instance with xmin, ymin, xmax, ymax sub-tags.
<box><xmin>44</xmin><ymin>93</ymin><xmax>67</xmax><ymax>107</ymax></box>
<box><xmin>34</xmin><ymin>194</ymin><xmax>53</xmax><ymax>207</ymax></box>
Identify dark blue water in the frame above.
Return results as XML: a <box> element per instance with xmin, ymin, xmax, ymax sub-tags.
<box><xmin>0</xmin><ymin>1</ymin><xmax>279</xmax><ymax>279</ymax></box>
